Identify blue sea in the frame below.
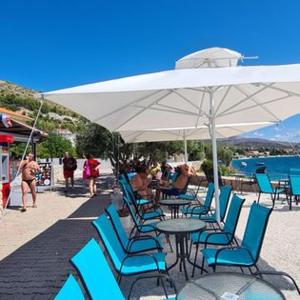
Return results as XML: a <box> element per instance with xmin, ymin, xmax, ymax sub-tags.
<box><xmin>231</xmin><ymin>155</ymin><xmax>300</xmax><ymax>180</ymax></box>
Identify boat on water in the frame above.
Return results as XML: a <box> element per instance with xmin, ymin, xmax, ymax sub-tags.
<box><xmin>256</xmin><ymin>162</ymin><xmax>265</xmax><ymax>166</ymax></box>
<box><xmin>240</xmin><ymin>161</ymin><xmax>247</xmax><ymax>167</ymax></box>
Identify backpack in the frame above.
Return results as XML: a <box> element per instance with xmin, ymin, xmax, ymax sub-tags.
<box><xmin>82</xmin><ymin>161</ymin><xmax>91</xmax><ymax>179</ymax></box>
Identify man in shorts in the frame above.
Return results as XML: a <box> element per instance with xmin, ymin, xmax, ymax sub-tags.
<box><xmin>63</xmin><ymin>152</ymin><xmax>77</xmax><ymax>193</ymax></box>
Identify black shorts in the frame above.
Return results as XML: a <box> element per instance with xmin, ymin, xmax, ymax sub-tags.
<box><xmin>22</xmin><ymin>179</ymin><xmax>35</xmax><ymax>187</ymax></box>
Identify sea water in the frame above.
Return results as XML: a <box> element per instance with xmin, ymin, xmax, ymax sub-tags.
<box><xmin>231</xmin><ymin>155</ymin><xmax>300</xmax><ymax>180</ymax></box>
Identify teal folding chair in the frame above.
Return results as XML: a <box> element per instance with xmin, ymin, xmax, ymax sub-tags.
<box><xmin>70</xmin><ymin>239</ymin><xmax>125</xmax><ymax>299</ymax></box>
<box><xmin>122</xmin><ymin>190</ymin><xmax>160</xmax><ymax>236</ymax></box>
<box><xmin>176</xmin><ymin>179</ymin><xmax>203</xmax><ymax>201</ymax></box>
<box><xmin>119</xmin><ymin>175</ymin><xmax>151</xmax><ymax>207</ymax></box>
<box><xmin>197</xmin><ymin>185</ymin><xmax>232</xmax><ymax>227</ymax></box>
<box><xmin>289</xmin><ymin>174</ymin><xmax>300</xmax><ymax>210</ymax></box>
<box><xmin>105</xmin><ymin>203</ymin><xmax>162</xmax><ymax>254</ymax></box>
<box><xmin>54</xmin><ymin>274</ymin><xmax>85</xmax><ymax>300</ymax></box>
<box><xmin>119</xmin><ymin>179</ymin><xmax>164</xmax><ymax>222</ymax></box>
<box><xmin>181</xmin><ymin>182</ymin><xmax>214</xmax><ymax>216</ymax></box>
<box><xmin>70</xmin><ymin>239</ymin><xmax>177</xmax><ymax>300</ymax></box>
<box><xmin>201</xmin><ymin>202</ymin><xmax>272</xmax><ymax>274</ymax></box>
<box><xmin>92</xmin><ymin>214</ymin><xmax>166</xmax><ymax>283</ymax></box>
<box><xmin>191</xmin><ymin>193</ymin><xmax>245</xmax><ymax>276</ymax></box>
<box><xmin>256</xmin><ymin>173</ymin><xmax>286</xmax><ymax>208</ymax></box>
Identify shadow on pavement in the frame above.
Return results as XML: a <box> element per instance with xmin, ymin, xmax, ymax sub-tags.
<box><xmin>0</xmin><ymin>179</ymin><xmax>111</xmax><ymax>299</ymax></box>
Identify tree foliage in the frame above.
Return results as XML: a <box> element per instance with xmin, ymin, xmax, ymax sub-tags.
<box><xmin>37</xmin><ymin>133</ymin><xmax>76</xmax><ymax>158</ymax></box>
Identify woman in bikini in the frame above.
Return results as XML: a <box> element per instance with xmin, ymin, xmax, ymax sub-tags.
<box><xmin>20</xmin><ymin>153</ymin><xmax>40</xmax><ymax>212</ymax></box>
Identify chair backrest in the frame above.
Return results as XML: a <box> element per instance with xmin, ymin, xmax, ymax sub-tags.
<box><xmin>219</xmin><ymin>185</ymin><xmax>232</xmax><ymax>221</ymax></box>
<box><xmin>289</xmin><ymin>168</ymin><xmax>300</xmax><ymax>175</ymax></box>
<box><xmin>223</xmin><ymin>194</ymin><xmax>245</xmax><ymax>235</ymax></box>
<box><xmin>289</xmin><ymin>174</ymin><xmax>300</xmax><ymax>196</ymax></box>
<box><xmin>255</xmin><ymin>173</ymin><xmax>273</xmax><ymax>193</ymax></box>
<box><xmin>70</xmin><ymin>239</ymin><xmax>125</xmax><ymax>300</ymax></box>
<box><xmin>119</xmin><ymin>183</ymin><xmax>141</xmax><ymax>227</ymax></box>
<box><xmin>119</xmin><ymin>179</ymin><xmax>138</xmax><ymax>208</ymax></box>
<box><xmin>106</xmin><ymin>203</ymin><xmax>129</xmax><ymax>250</ymax></box>
<box><xmin>54</xmin><ymin>274</ymin><xmax>85</xmax><ymax>300</ymax></box>
<box><xmin>92</xmin><ymin>214</ymin><xmax>126</xmax><ymax>271</ymax></box>
<box><xmin>255</xmin><ymin>166</ymin><xmax>266</xmax><ymax>174</ymax></box>
<box><xmin>203</xmin><ymin>182</ymin><xmax>215</xmax><ymax>209</ymax></box>
<box><xmin>241</xmin><ymin>202</ymin><xmax>272</xmax><ymax>262</ymax></box>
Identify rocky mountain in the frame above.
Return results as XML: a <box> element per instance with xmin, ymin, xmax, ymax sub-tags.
<box><xmin>222</xmin><ymin>137</ymin><xmax>300</xmax><ymax>150</ymax></box>
<box><xmin>0</xmin><ymin>80</ymin><xmax>37</xmax><ymax>98</ymax></box>
<box><xmin>0</xmin><ymin>80</ymin><xmax>82</xmax><ymax>133</ymax></box>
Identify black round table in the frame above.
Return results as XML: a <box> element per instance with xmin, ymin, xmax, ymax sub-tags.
<box><xmin>177</xmin><ymin>272</ymin><xmax>285</xmax><ymax>300</ymax></box>
<box><xmin>156</xmin><ymin>219</ymin><xmax>206</xmax><ymax>281</ymax></box>
<box><xmin>159</xmin><ymin>199</ymin><xmax>191</xmax><ymax>218</ymax></box>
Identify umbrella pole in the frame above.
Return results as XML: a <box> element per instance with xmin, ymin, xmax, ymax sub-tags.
<box><xmin>209</xmin><ymin>89</ymin><xmax>220</xmax><ymax>224</ymax></box>
<box><xmin>183</xmin><ymin>130</ymin><xmax>188</xmax><ymax>163</ymax></box>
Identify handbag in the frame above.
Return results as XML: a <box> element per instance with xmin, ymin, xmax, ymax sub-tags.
<box><xmin>82</xmin><ymin>161</ymin><xmax>91</xmax><ymax>179</ymax></box>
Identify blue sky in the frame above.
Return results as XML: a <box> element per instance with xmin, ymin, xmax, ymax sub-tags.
<box><xmin>1</xmin><ymin>0</ymin><xmax>300</xmax><ymax>141</ymax></box>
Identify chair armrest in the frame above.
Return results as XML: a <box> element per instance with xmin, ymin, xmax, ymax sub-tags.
<box><xmin>253</xmin><ymin>271</ymin><xmax>300</xmax><ymax>295</ymax></box>
<box><xmin>214</xmin><ymin>246</ymin><xmax>255</xmax><ymax>265</ymax></box>
<box><xmin>127</xmin><ymin>274</ymin><xmax>178</xmax><ymax>300</ymax></box>
<box><xmin>191</xmin><ymin>205</ymin><xmax>208</xmax><ymax>216</ymax></box>
<box><xmin>203</xmin><ymin>231</ymin><xmax>233</xmax><ymax>247</ymax></box>
<box><xmin>119</xmin><ymin>253</ymin><xmax>160</xmax><ymax>275</ymax></box>
<box><xmin>127</xmin><ymin>235</ymin><xmax>162</xmax><ymax>251</ymax></box>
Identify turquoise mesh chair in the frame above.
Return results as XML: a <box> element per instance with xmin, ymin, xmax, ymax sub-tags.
<box><xmin>54</xmin><ymin>274</ymin><xmax>85</xmax><ymax>300</ymax></box>
<box><xmin>71</xmin><ymin>239</ymin><xmax>125</xmax><ymax>299</ymax></box>
<box><xmin>176</xmin><ymin>180</ymin><xmax>203</xmax><ymax>201</ymax></box>
<box><xmin>119</xmin><ymin>179</ymin><xmax>164</xmax><ymax>221</ymax></box>
<box><xmin>119</xmin><ymin>175</ymin><xmax>151</xmax><ymax>207</ymax></box>
<box><xmin>255</xmin><ymin>173</ymin><xmax>286</xmax><ymax>207</ymax></box>
<box><xmin>289</xmin><ymin>174</ymin><xmax>300</xmax><ymax>210</ymax></box>
<box><xmin>122</xmin><ymin>189</ymin><xmax>161</xmax><ymax>236</ymax></box>
<box><xmin>201</xmin><ymin>202</ymin><xmax>272</xmax><ymax>273</ymax></box>
<box><xmin>197</xmin><ymin>185</ymin><xmax>232</xmax><ymax>226</ymax></box>
<box><xmin>191</xmin><ymin>194</ymin><xmax>245</xmax><ymax>276</ymax></box>
<box><xmin>181</xmin><ymin>183</ymin><xmax>214</xmax><ymax>216</ymax></box>
<box><xmin>106</xmin><ymin>203</ymin><xmax>162</xmax><ymax>254</ymax></box>
<box><xmin>92</xmin><ymin>214</ymin><xmax>166</xmax><ymax>283</ymax></box>
<box><xmin>71</xmin><ymin>239</ymin><xmax>176</xmax><ymax>300</ymax></box>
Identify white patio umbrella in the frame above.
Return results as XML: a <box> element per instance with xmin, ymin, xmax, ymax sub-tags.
<box><xmin>43</xmin><ymin>48</ymin><xmax>300</xmax><ymax>221</ymax></box>
<box><xmin>120</xmin><ymin>122</ymin><xmax>270</xmax><ymax>162</ymax></box>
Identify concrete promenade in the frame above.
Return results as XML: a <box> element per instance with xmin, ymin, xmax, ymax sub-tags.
<box><xmin>0</xmin><ymin>175</ymin><xmax>113</xmax><ymax>299</ymax></box>
<box><xmin>0</xmin><ymin>175</ymin><xmax>299</xmax><ymax>299</ymax></box>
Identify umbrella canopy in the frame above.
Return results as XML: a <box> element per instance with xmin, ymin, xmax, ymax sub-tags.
<box><xmin>175</xmin><ymin>47</ymin><xmax>242</xmax><ymax>69</ymax></box>
<box><xmin>120</xmin><ymin>122</ymin><xmax>271</xmax><ymax>143</ymax></box>
<box><xmin>43</xmin><ymin>48</ymin><xmax>300</xmax><ymax>221</ymax></box>
<box><xmin>44</xmin><ymin>64</ymin><xmax>300</xmax><ymax>132</ymax></box>
<box><xmin>120</xmin><ymin>122</ymin><xmax>271</xmax><ymax>163</ymax></box>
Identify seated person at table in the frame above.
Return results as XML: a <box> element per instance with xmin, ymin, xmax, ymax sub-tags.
<box><xmin>161</xmin><ymin>160</ymin><xmax>173</xmax><ymax>181</ymax></box>
<box><xmin>161</xmin><ymin>164</ymin><xmax>192</xmax><ymax>197</ymax></box>
<box><xmin>130</xmin><ymin>165</ymin><xmax>153</xmax><ymax>199</ymax></box>
<box><xmin>149</xmin><ymin>161</ymin><xmax>161</xmax><ymax>179</ymax></box>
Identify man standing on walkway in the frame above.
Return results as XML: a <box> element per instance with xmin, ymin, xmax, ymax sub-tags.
<box><xmin>62</xmin><ymin>152</ymin><xmax>77</xmax><ymax>194</ymax></box>
<box><xmin>20</xmin><ymin>153</ymin><xmax>40</xmax><ymax>212</ymax></box>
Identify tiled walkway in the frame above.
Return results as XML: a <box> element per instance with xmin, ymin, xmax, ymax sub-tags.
<box><xmin>0</xmin><ymin>175</ymin><xmax>112</xmax><ymax>299</ymax></box>
<box><xmin>0</xmin><ymin>176</ymin><xmax>299</xmax><ymax>299</ymax></box>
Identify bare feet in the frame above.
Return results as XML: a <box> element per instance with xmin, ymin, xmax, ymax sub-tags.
<box><xmin>32</xmin><ymin>203</ymin><xmax>37</xmax><ymax>208</ymax></box>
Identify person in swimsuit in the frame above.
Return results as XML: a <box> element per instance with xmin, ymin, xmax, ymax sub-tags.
<box><xmin>20</xmin><ymin>153</ymin><xmax>40</xmax><ymax>212</ymax></box>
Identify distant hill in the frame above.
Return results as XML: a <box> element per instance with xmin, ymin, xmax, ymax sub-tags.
<box><xmin>222</xmin><ymin>137</ymin><xmax>300</xmax><ymax>150</ymax></box>
<box><xmin>0</xmin><ymin>80</ymin><xmax>83</xmax><ymax>133</ymax></box>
